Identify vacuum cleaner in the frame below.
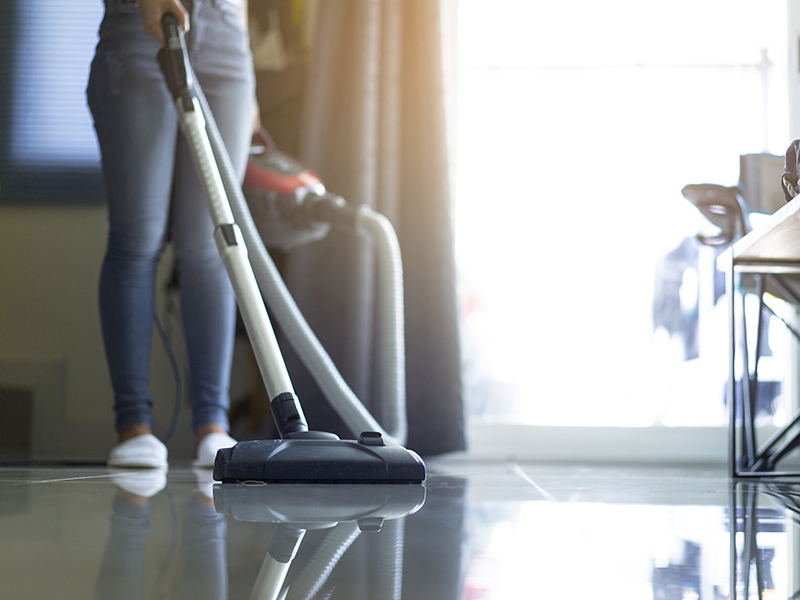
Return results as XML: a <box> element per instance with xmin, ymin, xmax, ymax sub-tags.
<box><xmin>157</xmin><ymin>14</ymin><xmax>425</xmax><ymax>484</ymax></box>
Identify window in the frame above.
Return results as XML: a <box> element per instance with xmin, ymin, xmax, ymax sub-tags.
<box><xmin>456</xmin><ymin>0</ymin><xmax>792</xmax><ymax>455</ymax></box>
<box><xmin>0</xmin><ymin>0</ymin><xmax>104</xmax><ymax>203</ymax></box>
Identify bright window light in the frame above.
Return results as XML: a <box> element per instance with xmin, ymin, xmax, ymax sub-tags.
<box><xmin>456</xmin><ymin>0</ymin><xmax>790</xmax><ymax>427</ymax></box>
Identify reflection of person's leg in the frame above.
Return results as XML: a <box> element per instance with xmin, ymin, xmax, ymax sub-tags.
<box><xmin>87</xmin><ymin>0</ymin><xmax>176</xmax><ymax>457</ymax></box>
<box><xmin>170</xmin><ymin>0</ymin><xmax>255</xmax><ymax>459</ymax></box>
<box><xmin>93</xmin><ymin>495</ymin><xmax>152</xmax><ymax>600</ymax></box>
<box><xmin>179</xmin><ymin>497</ymin><xmax>228</xmax><ymax>600</ymax></box>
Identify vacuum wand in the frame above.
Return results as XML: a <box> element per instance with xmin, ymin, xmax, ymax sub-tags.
<box><xmin>158</xmin><ymin>13</ymin><xmax>309</xmax><ymax>438</ymax></box>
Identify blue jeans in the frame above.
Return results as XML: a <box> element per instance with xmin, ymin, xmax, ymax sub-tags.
<box><xmin>87</xmin><ymin>0</ymin><xmax>255</xmax><ymax>434</ymax></box>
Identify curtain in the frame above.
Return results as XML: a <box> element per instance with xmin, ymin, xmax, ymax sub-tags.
<box><xmin>280</xmin><ymin>0</ymin><xmax>464</xmax><ymax>456</ymax></box>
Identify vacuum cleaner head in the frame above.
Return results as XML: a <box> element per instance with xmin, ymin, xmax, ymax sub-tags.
<box><xmin>213</xmin><ymin>432</ymin><xmax>426</xmax><ymax>484</ymax></box>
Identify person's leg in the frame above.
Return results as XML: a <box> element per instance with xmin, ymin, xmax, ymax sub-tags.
<box><xmin>87</xmin><ymin>0</ymin><xmax>178</xmax><ymax>440</ymax></box>
<box><xmin>170</xmin><ymin>132</ymin><xmax>237</xmax><ymax>438</ymax></box>
<box><xmin>170</xmin><ymin>0</ymin><xmax>255</xmax><ymax>452</ymax></box>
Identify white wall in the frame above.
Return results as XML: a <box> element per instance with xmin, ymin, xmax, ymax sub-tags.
<box><xmin>789</xmin><ymin>0</ymin><xmax>800</xmax><ymax>139</ymax></box>
<box><xmin>0</xmin><ymin>204</ymin><xmax>204</xmax><ymax>461</ymax></box>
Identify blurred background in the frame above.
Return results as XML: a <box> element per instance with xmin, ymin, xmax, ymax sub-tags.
<box><xmin>1</xmin><ymin>0</ymin><xmax>799</xmax><ymax>463</ymax></box>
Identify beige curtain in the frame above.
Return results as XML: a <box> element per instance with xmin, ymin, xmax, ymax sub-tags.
<box><xmin>280</xmin><ymin>0</ymin><xmax>464</xmax><ymax>456</ymax></box>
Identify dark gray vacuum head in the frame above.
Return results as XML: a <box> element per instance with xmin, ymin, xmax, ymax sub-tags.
<box><xmin>213</xmin><ymin>432</ymin><xmax>426</xmax><ymax>484</ymax></box>
<box><xmin>213</xmin><ymin>482</ymin><xmax>426</xmax><ymax>525</ymax></box>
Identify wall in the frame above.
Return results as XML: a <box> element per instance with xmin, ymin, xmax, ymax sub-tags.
<box><xmin>0</xmin><ymin>204</ymin><xmax>210</xmax><ymax>461</ymax></box>
<box><xmin>791</xmin><ymin>0</ymin><xmax>800</xmax><ymax>139</ymax></box>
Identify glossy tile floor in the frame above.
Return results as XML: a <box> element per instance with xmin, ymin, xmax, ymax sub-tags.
<box><xmin>1</xmin><ymin>459</ymin><xmax>797</xmax><ymax>599</ymax></box>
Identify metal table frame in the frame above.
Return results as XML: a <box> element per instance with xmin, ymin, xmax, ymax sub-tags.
<box><xmin>725</xmin><ymin>194</ymin><xmax>800</xmax><ymax>478</ymax></box>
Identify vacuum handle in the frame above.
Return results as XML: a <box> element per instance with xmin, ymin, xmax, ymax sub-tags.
<box><xmin>157</xmin><ymin>13</ymin><xmax>193</xmax><ymax>110</ymax></box>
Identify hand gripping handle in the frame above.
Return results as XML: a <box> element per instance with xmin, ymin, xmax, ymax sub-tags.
<box><xmin>157</xmin><ymin>13</ymin><xmax>194</xmax><ymax>111</ymax></box>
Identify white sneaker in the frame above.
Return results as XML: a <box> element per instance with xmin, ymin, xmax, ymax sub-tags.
<box><xmin>107</xmin><ymin>433</ymin><xmax>168</xmax><ymax>470</ymax></box>
<box><xmin>109</xmin><ymin>469</ymin><xmax>168</xmax><ymax>498</ymax></box>
<box><xmin>193</xmin><ymin>432</ymin><xmax>237</xmax><ymax>469</ymax></box>
<box><xmin>193</xmin><ymin>468</ymin><xmax>216</xmax><ymax>500</ymax></box>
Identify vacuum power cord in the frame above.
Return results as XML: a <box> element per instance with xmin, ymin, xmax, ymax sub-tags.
<box><xmin>153</xmin><ymin>307</ymin><xmax>183</xmax><ymax>445</ymax></box>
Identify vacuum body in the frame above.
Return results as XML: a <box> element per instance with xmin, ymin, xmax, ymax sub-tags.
<box><xmin>243</xmin><ymin>129</ymin><xmax>332</xmax><ymax>251</ymax></box>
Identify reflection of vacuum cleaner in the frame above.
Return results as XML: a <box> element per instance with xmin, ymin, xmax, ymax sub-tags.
<box><xmin>157</xmin><ymin>15</ymin><xmax>425</xmax><ymax>483</ymax></box>
<box><xmin>214</xmin><ymin>484</ymin><xmax>425</xmax><ymax>599</ymax></box>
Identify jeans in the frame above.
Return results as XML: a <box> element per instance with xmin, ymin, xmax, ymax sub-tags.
<box><xmin>87</xmin><ymin>0</ymin><xmax>255</xmax><ymax>434</ymax></box>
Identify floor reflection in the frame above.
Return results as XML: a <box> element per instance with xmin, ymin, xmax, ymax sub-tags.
<box><xmin>95</xmin><ymin>489</ymin><xmax>227</xmax><ymax>600</ymax></box>
<box><xmin>6</xmin><ymin>463</ymin><xmax>800</xmax><ymax>598</ymax></box>
<box><xmin>730</xmin><ymin>482</ymin><xmax>800</xmax><ymax>600</ymax></box>
<box><xmin>214</xmin><ymin>483</ymin><xmax>426</xmax><ymax>599</ymax></box>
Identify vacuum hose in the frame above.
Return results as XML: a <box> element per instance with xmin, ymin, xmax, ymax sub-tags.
<box><xmin>193</xmin><ymin>78</ymin><xmax>408</xmax><ymax>445</ymax></box>
<box><xmin>355</xmin><ymin>209</ymin><xmax>407</xmax><ymax>445</ymax></box>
